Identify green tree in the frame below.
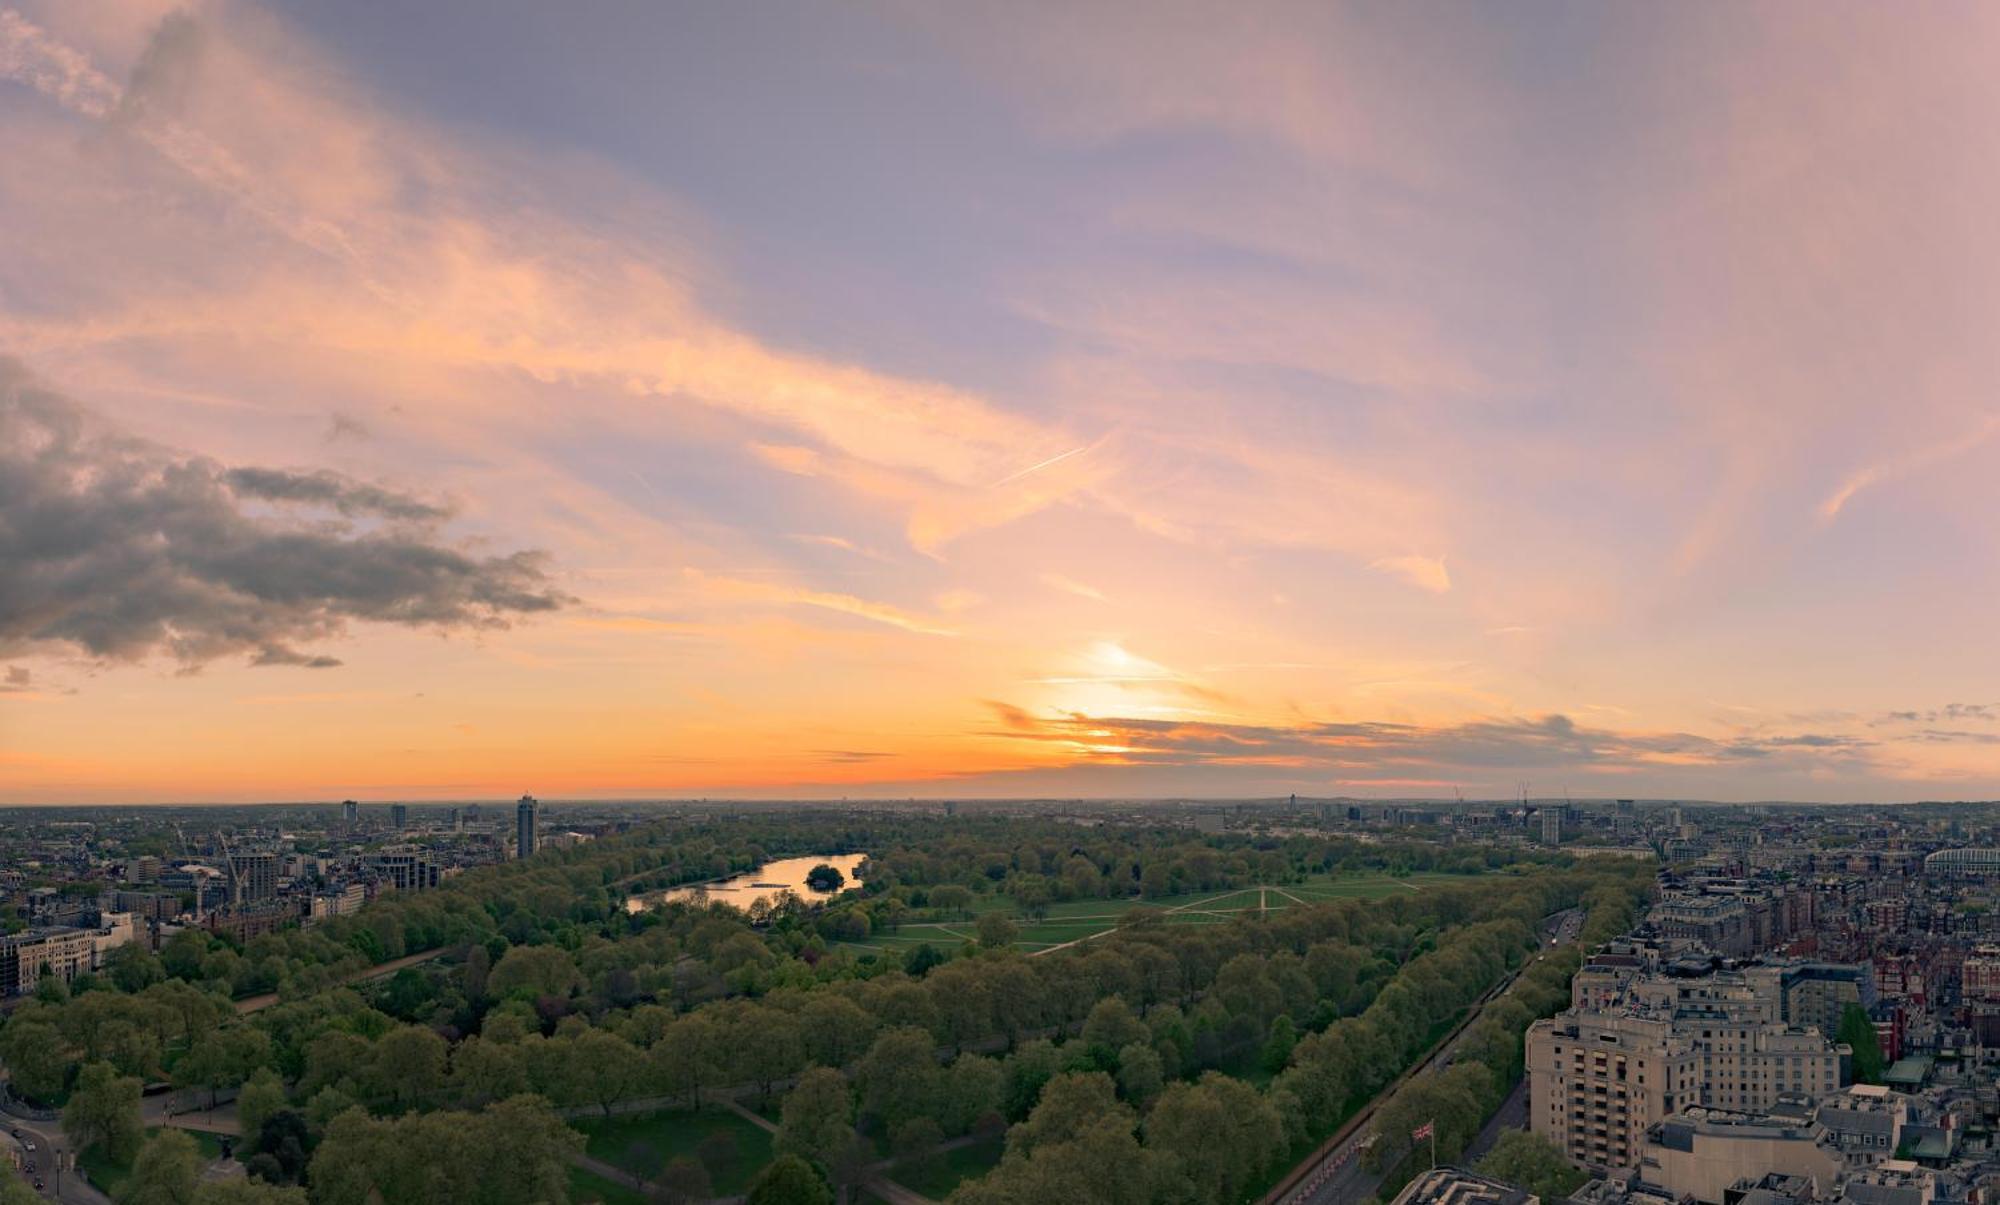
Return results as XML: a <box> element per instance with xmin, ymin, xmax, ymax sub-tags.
<box><xmin>35</xmin><ymin>972</ymin><xmax>69</xmax><ymax>1005</ymax></box>
<box><xmin>235</xmin><ymin>1067</ymin><xmax>289</xmax><ymax>1143</ymax></box>
<box><xmin>929</xmin><ymin>886</ymin><xmax>974</xmax><ymax>919</ymax></box>
<box><xmin>652</xmin><ymin>1012</ymin><xmax>723</xmax><ymax>1108</ymax></box>
<box><xmin>1476</xmin><ymin>1130</ymin><xmax>1588</xmax><ymax>1201</ymax></box>
<box><xmin>1145</xmin><ymin>1073</ymin><xmax>1284</xmax><ymax>1204</ymax></box>
<box><xmin>307</xmin><ymin>1094</ymin><xmax>580</xmax><ymax>1205</ymax></box>
<box><xmin>160</xmin><ymin>930</ymin><xmax>210</xmax><ymax>981</ymax></box>
<box><xmin>800</xmin><ymin>996</ymin><xmax>876</xmax><ymax>1068</ymax></box>
<box><xmin>486</xmin><ymin>946</ymin><xmax>582</xmax><ymax>1000</ymax></box>
<box><xmin>1002</xmin><ymin>1039</ymin><xmax>1064</xmax><ymax>1119</ymax></box>
<box><xmin>462</xmin><ymin>943</ymin><xmax>491</xmax><ymax>1001</ymax></box>
<box><xmin>1008</xmin><ymin>1072</ymin><xmax>1126</xmax><ymax>1159</ymax></box>
<box><xmin>105</xmin><ymin>943</ymin><xmax>166</xmax><ymax>993</ymax></box>
<box><xmin>0</xmin><ymin>1171</ymin><xmax>42</xmax><ymax>1205</ymax></box>
<box><xmin>894</xmin><ymin>1116</ymin><xmax>947</xmax><ymax>1186</ymax></box>
<box><xmin>121</xmin><ymin>1127</ymin><xmax>200</xmax><ymax>1205</ymax></box>
<box><xmin>1116</xmin><ymin>1044</ymin><xmax>1164</xmax><ymax>1108</ymax></box>
<box><xmin>777</xmin><ymin>1067</ymin><xmax>860</xmax><ymax>1174</ymax></box>
<box><xmin>1082</xmin><ymin>999</ymin><xmax>1149</xmax><ymax>1059</ymax></box>
<box><xmin>1261</xmin><ymin>1015</ymin><xmax>1298</xmax><ymax>1074</ymax></box>
<box><xmin>565</xmin><ymin>1028</ymin><xmax>636</xmax><ymax>1116</ymax></box>
<box><xmin>65</xmin><ymin>1060</ymin><xmax>145</xmax><ymax>1164</ymax></box>
<box><xmin>953</xmin><ymin>1111</ymin><xmax>1160</xmax><ymax>1205</ymax></box>
<box><xmin>856</xmin><ymin>1027</ymin><xmax>942</xmax><ymax>1130</ymax></box>
<box><xmin>746</xmin><ymin>1155</ymin><xmax>833</xmax><ymax>1205</ymax></box>
<box><xmin>449</xmin><ymin>1035</ymin><xmax>527</xmax><ymax>1107</ymax></box>
<box><xmin>940</xmin><ymin>1053</ymin><xmax>1006</xmax><ymax>1135</ymax></box>
<box><xmin>177</xmin><ymin>1027</ymin><xmax>271</xmax><ymax>1109</ymax></box>
<box><xmin>728</xmin><ymin>1007</ymin><xmax>805</xmax><ymax>1105</ymax></box>
<box><xmin>0</xmin><ymin>1012</ymin><xmax>68</xmax><ymax>1101</ymax></box>
<box><xmin>1839</xmin><ymin>1004</ymin><xmax>1885</xmax><ymax>1084</ymax></box>
<box><xmin>976</xmin><ymin>912</ymin><xmax>1020</xmax><ymax>949</ymax></box>
<box><xmin>363</xmin><ymin>1026</ymin><xmax>447</xmax><ymax>1113</ymax></box>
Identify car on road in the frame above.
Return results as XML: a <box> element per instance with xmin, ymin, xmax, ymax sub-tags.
<box><xmin>22</xmin><ymin>1141</ymin><xmax>34</xmax><ymax>1151</ymax></box>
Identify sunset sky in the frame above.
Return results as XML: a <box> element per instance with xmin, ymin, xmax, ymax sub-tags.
<box><xmin>7</xmin><ymin>2</ymin><xmax>2000</xmax><ymax>803</ymax></box>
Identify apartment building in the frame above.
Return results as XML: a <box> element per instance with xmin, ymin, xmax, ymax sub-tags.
<box><xmin>0</xmin><ymin>927</ymin><xmax>98</xmax><ymax>996</ymax></box>
<box><xmin>369</xmin><ymin>848</ymin><xmax>440</xmax><ymax>892</ymax></box>
<box><xmin>1528</xmin><ymin>1011</ymin><xmax>1699</xmax><ymax>1169</ymax></box>
<box><xmin>1528</xmin><ymin>967</ymin><xmax>1847</xmax><ymax>1169</ymax></box>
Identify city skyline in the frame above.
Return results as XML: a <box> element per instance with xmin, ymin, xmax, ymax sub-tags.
<box><xmin>9</xmin><ymin>2</ymin><xmax>2000</xmax><ymax>803</ymax></box>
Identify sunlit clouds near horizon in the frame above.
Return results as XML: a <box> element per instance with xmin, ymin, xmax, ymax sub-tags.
<box><xmin>7</xmin><ymin>1</ymin><xmax>2000</xmax><ymax>803</ymax></box>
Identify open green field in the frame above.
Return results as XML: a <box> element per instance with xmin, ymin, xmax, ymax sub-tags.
<box><xmin>839</xmin><ymin>871</ymin><xmax>1475</xmax><ymax>956</ymax></box>
<box><xmin>571</xmin><ymin>1106</ymin><xmax>774</xmax><ymax>1195</ymax></box>
<box><xmin>568</xmin><ymin>1166</ymin><xmax>650</xmax><ymax>1205</ymax></box>
<box><xmin>77</xmin><ymin>1127</ymin><xmax>225</xmax><ymax>1199</ymax></box>
<box><xmin>890</xmin><ymin>1134</ymin><xmax>1005</xmax><ymax>1198</ymax></box>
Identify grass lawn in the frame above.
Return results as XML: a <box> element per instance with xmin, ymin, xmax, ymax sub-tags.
<box><xmin>838</xmin><ymin>872</ymin><xmax>1481</xmax><ymax>956</ymax></box>
<box><xmin>890</xmin><ymin>1135</ymin><xmax>1005</xmax><ymax>1199</ymax></box>
<box><xmin>78</xmin><ymin>1127</ymin><xmax>225</xmax><ymax>1199</ymax></box>
<box><xmin>568</xmin><ymin>1166</ymin><xmax>651</xmax><ymax>1205</ymax></box>
<box><xmin>571</xmin><ymin>1107</ymin><xmax>774</xmax><ymax>1196</ymax></box>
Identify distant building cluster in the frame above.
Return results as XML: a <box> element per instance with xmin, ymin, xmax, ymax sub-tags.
<box><xmin>0</xmin><ymin>794</ymin><xmax>614</xmax><ymax>998</ymax></box>
<box><xmin>1502</xmin><ymin>804</ymin><xmax>2000</xmax><ymax>1205</ymax></box>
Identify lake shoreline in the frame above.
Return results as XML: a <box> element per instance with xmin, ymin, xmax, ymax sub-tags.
<box><xmin>624</xmin><ymin>851</ymin><xmax>869</xmax><ymax>916</ymax></box>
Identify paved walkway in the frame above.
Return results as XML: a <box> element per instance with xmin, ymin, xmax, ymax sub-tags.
<box><xmin>146</xmin><ymin>1094</ymin><xmax>241</xmax><ymax>1136</ymax></box>
<box><xmin>715</xmin><ymin>1096</ymin><xmax>778</xmax><ymax>1135</ymax></box>
<box><xmin>234</xmin><ymin>947</ymin><xmax>451</xmax><ymax>1014</ymax></box>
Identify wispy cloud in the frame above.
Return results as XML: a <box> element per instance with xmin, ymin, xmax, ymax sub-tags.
<box><xmin>1041</xmin><ymin>573</ymin><xmax>1108</xmax><ymax>602</ymax></box>
<box><xmin>1820</xmin><ymin>415</ymin><xmax>2000</xmax><ymax>520</ymax></box>
<box><xmin>687</xmin><ymin>571</ymin><xmax>957</xmax><ymax>637</ymax></box>
<box><xmin>984</xmin><ymin>707</ymin><xmax>1879</xmax><ymax>779</ymax></box>
<box><xmin>1370</xmin><ymin>554</ymin><xmax>1452</xmax><ymax>593</ymax></box>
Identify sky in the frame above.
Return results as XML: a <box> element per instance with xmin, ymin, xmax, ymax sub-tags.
<box><xmin>6</xmin><ymin>2</ymin><xmax>2000</xmax><ymax>804</ymax></box>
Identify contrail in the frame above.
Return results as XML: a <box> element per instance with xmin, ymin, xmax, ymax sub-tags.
<box><xmin>992</xmin><ymin>443</ymin><xmax>1086</xmax><ymax>488</ymax></box>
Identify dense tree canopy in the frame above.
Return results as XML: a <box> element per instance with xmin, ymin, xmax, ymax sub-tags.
<box><xmin>0</xmin><ymin>811</ymin><xmax>1650</xmax><ymax>1205</ymax></box>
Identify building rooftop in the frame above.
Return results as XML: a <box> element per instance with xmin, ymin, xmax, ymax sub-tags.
<box><xmin>1390</xmin><ymin>1168</ymin><xmax>1539</xmax><ymax>1205</ymax></box>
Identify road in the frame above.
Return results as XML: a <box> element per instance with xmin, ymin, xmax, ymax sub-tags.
<box><xmin>3</xmin><ymin>1113</ymin><xmax>111</xmax><ymax>1205</ymax></box>
<box><xmin>1264</xmin><ymin>907</ymin><xmax>1582</xmax><ymax>1205</ymax></box>
<box><xmin>1466</xmin><ymin>1078</ymin><xmax>1528</xmax><ymax>1163</ymax></box>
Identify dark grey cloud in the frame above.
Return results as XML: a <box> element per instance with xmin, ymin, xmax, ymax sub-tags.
<box><xmin>0</xmin><ymin>360</ymin><xmax>569</xmax><ymax>671</ymax></box>
<box><xmin>221</xmin><ymin>467</ymin><xmax>447</xmax><ymax>521</ymax></box>
<box><xmin>1875</xmin><ymin>703</ymin><xmax>2000</xmax><ymax>726</ymax></box>
<box><xmin>810</xmin><ymin>749</ymin><xmax>893</xmax><ymax>764</ymax></box>
<box><xmin>1907</xmin><ymin>729</ymin><xmax>2000</xmax><ymax>746</ymax></box>
<box><xmin>983</xmin><ymin>704</ymin><xmax>1873</xmax><ymax>776</ymax></box>
<box><xmin>325</xmin><ymin>413</ymin><xmax>371</xmax><ymax>443</ymax></box>
<box><xmin>1</xmin><ymin>666</ymin><xmax>30</xmax><ymax>693</ymax></box>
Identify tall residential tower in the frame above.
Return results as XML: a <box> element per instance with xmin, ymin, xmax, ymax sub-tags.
<box><xmin>516</xmin><ymin>794</ymin><xmax>538</xmax><ymax>859</ymax></box>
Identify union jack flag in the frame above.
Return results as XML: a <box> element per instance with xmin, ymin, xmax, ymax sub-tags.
<box><xmin>1412</xmin><ymin>1121</ymin><xmax>1435</xmax><ymax>1141</ymax></box>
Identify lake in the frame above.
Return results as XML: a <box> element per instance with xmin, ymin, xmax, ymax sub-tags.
<box><xmin>624</xmin><ymin>852</ymin><xmax>869</xmax><ymax>915</ymax></box>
